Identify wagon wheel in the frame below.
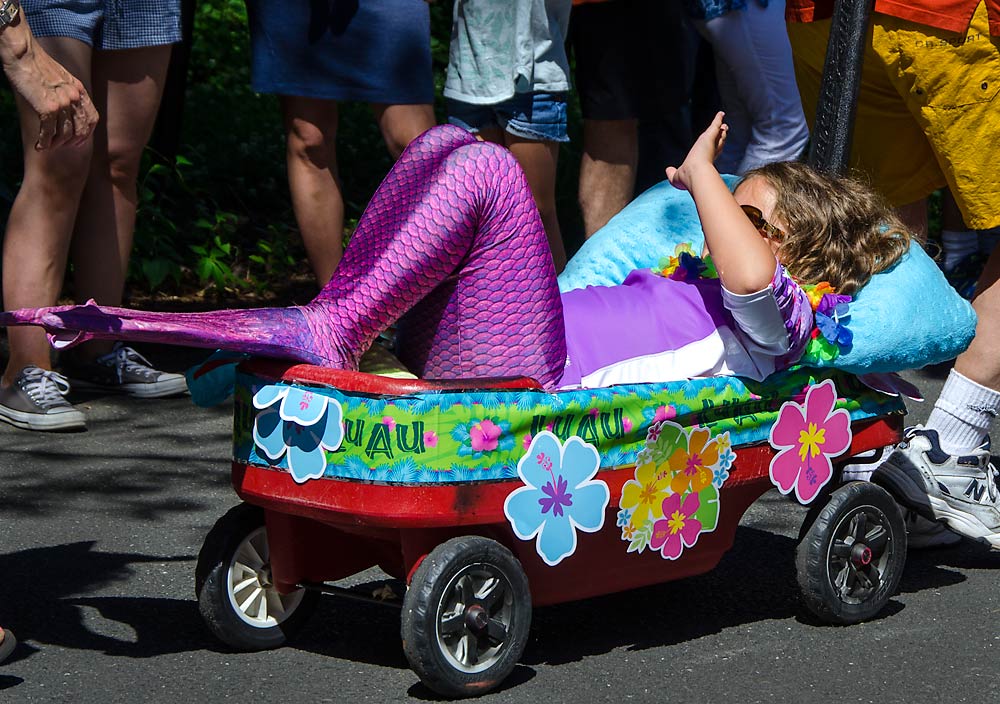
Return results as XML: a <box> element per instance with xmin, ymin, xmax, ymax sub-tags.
<box><xmin>196</xmin><ymin>503</ymin><xmax>318</xmax><ymax>650</ymax></box>
<box><xmin>796</xmin><ymin>481</ymin><xmax>907</xmax><ymax>625</ymax></box>
<box><xmin>401</xmin><ymin>536</ymin><xmax>531</xmax><ymax>698</ymax></box>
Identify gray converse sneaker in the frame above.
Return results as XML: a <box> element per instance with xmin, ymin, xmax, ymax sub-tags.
<box><xmin>877</xmin><ymin>426</ymin><xmax>1000</xmax><ymax>548</ymax></box>
<box><xmin>64</xmin><ymin>343</ymin><xmax>188</xmax><ymax>399</ymax></box>
<box><xmin>0</xmin><ymin>365</ymin><xmax>86</xmax><ymax>431</ymax></box>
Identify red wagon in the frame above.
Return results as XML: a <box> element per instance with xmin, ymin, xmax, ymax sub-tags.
<box><xmin>195</xmin><ymin>358</ymin><xmax>906</xmax><ymax>697</ymax></box>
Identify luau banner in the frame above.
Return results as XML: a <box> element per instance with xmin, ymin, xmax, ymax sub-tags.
<box><xmin>232</xmin><ymin>367</ymin><xmax>903</xmax><ymax>486</ymax></box>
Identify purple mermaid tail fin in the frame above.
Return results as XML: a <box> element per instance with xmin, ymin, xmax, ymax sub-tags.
<box><xmin>0</xmin><ymin>300</ymin><xmax>331</xmax><ymax>366</ymax></box>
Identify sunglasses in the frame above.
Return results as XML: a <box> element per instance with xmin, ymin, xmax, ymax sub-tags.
<box><xmin>741</xmin><ymin>204</ymin><xmax>785</xmax><ymax>242</ymax></box>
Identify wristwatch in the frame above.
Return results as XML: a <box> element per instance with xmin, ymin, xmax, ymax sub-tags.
<box><xmin>0</xmin><ymin>0</ymin><xmax>21</xmax><ymax>31</ymax></box>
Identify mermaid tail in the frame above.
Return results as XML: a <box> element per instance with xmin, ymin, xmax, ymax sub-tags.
<box><xmin>0</xmin><ymin>125</ymin><xmax>567</xmax><ymax>386</ymax></box>
<box><xmin>0</xmin><ymin>301</ymin><xmax>328</xmax><ymax>365</ymax></box>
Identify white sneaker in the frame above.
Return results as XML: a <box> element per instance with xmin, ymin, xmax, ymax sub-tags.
<box><xmin>877</xmin><ymin>426</ymin><xmax>1000</xmax><ymax>548</ymax></box>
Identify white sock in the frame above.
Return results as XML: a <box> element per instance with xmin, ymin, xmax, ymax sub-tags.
<box><xmin>926</xmin><ymin>369</ymin><xmax>1000</xmax><ymax>455</ymax></box>
<box><xmin>941</xmin><ymin>229</ymin><xmax>978</xmax><ymax>271</ymax></box>
<box><xmin>978</xmin><ymin>226</ymin><xmax>1000</xmax><ymax>256</ymax></box>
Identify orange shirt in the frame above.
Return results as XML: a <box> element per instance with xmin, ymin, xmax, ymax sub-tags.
<box><xmin>786</xmin><ymin>0</ymin><xmax>1000</xmax><ymax>35</ymax></box>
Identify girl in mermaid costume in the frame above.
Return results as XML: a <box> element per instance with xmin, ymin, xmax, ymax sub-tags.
<box><xmin>0</xmin><ymin>114</ymin><xmax>910</xmax><ymax>391</ymax></box>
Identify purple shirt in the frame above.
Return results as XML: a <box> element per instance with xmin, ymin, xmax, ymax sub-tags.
<box><xmin>558</xmin><ymin>263</ymin><xmax>813</xmax><ymax>388</ymax></box>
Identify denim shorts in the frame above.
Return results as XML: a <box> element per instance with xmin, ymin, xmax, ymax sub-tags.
<box><xmin>22</xmin><ymin>0</ymin><xmax>182</xmax><ymax>51</ymax></box>
<box><xmin>447</xmin><ymin>92</ymin><xmax>570</xmax><ymax>143</ymax></box>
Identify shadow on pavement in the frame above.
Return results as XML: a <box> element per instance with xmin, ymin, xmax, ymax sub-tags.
<box><xmin>522</xmin><ymin>523</ymin><xmax>971</xmax><ymax>667</ymax></box>
<box><xmin>0</xmin><ymin>542</ymin><xmax>196</xmax><ymax>658</ymax></box>
<box><xmin>0</xmin><ymin>512</ymin><xmax>991</xmax><ymax>673</ymax></box>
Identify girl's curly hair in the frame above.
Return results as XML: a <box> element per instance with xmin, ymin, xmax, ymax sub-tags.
<box><xmin>744</xmin><ymin>161</ymin><xmax>912</xmax><ymax>294</ymax></box>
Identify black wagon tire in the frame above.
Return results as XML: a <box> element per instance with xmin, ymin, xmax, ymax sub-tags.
<box><xmin>196</xmin><ymin>503</ymin><xmax>318</xmax><ymax>650</ymax></box>
<box><xmin>796</xmin><ymin>481</ymin><xmax>907</xmax><ymax>625</ymax></box>
<box><xmin>401</xmin><ymin>536</ymin><xmax>532</xmax><ymax>698</ymax></box>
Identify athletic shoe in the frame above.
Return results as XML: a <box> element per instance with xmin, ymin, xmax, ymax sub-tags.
<box><xmin>903</xmin><ymin>508</ymin><xmax>962</xmax><ymax>549</ymax></box>
<box><xmin>0</xmin><ymin>365</ymin><xmax>86</xmax><ymax>431</ymax></box>
<box><xmin>64</xmin><ymin>343</ymin><xmax>188</xmax><ymax>399</ymax></box>
<box><xmin>0</xmin><ymin>627</ymin><xmax>15</xmax><ymax>665</ymax></box>
<box><xmin>876</xmin><ymin>426</ymin><xmax>1000</xmax><ymax>548</ymax></box>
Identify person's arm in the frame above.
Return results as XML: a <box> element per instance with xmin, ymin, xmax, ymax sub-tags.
<box><xmin>0</xmin><ymin>1</ymin><xmax>97</xmax><ymax>149</ymax></box>
<box><xmin>665</xmin><ymin>111</ymin><xmax>776</xmax><ymax>295</ymax></box>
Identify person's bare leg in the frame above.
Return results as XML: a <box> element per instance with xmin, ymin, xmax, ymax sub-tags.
<box><xmin>2</xmin><ymin>37</ymin><xmax>93</xmax><ymax>387</ymax></box>
<box><xmin>281</xmin><ymin>95</ymin><xmax>343</xmax><ymax>287</ymax></box>
<box><xmin>505</xmin><ymin>135</ymin><xmax>567</xmax><ymax>272</ymax></box>
<box><xmin>579</xmin><ymin>118</ymin><xmax>638</xmax><ymax>238</ymax></box>
<box><xmin>70</xmin><ymin>44</ymin><xmax>172</xmax><ymax>361</ymax></box>
<box><xmin>371</xmin><ymin>103</ymin><xmax>436</xmax><ymax>159</ymax></box>
<box><xmin>955</xmin><ymin>250</ymin><xmax>1000</xmax><ymax>389</ymax></box>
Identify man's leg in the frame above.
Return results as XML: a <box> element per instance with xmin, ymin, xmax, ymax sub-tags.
<box><xmin>578</xmin><ymin>119</ymin><xmax>637</xmax><ymax>237</ymax></box>
<box><xmin>872</xmin><ymin>4</ymin><xmax>1000</xmax><ymax>545</ymax></box>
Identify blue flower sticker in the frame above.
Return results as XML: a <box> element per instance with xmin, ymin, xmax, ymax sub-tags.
<box><xmin>504</xmin><ymin>431</ymin><xmax>610</xmax><ymax>566</ymax></box>
<box><xmin>252</xmin><ymin>385</ymin><xmax>344</xmax><ymax>484</ymax></box>
<box><xmin>718</xmin><ymin>447</ymin><xmax>736</xmax><ymax>471</ymax></box>
<box><xmin>712</xmin><ymin>465</ymin><xmax>730</xmax><ymax>488</ymax></box>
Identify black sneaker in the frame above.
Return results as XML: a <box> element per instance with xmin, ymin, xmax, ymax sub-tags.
<box><xmin>64</xmin><ymin>343</ymin><xmax>188</xmax><ymax>399</ymax></box>
<box><xmin>0</xmin><ymin>365</ymin><xmax>85</xmax><ymax>431</ymax></box>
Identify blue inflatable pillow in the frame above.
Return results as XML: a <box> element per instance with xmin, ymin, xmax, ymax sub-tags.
<box><xmin>558</xmin><ymin>178</ymin><xmax>976</xmax><ymax>374</ymax></box>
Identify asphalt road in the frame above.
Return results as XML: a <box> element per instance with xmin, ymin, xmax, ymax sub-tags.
<box><xmin>1</xmin><ymin>348</ymin><xmax>998</xmax><ymax>704</ymax></box>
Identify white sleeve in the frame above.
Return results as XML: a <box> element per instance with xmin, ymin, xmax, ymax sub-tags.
<box><xmin>720</xmin><ymin>283</ymin><xmax>792</xmax><ymax>356</ymax></box>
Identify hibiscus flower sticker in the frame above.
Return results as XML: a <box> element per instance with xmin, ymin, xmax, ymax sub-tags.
<box><xmin>504</xmin><ymin>431</ymin><xmax>610</xmax><ymax>566</ymax></box>
<box><xmin>768</xmin><ymin>379</ymin><xmax>852</xmax><ymax>504</ymax></box>
<box><xmin>667</xmin><ymin>427</ymin><xmax>718</xmax><ymax>494</ymax></box>
<box><xmin>252</xmin><ymin>384</ymin><xmax>344</xmax><ymax>484</ymax></box>
<box><xmin>650</xmin><ymin>493</ymin><xmax>702</xmax><ymax>560</ymax></box>
<box><xmin>620</xmin><ymin>460</ymin><xmax>672</xmax><ymax>523</ymax></box>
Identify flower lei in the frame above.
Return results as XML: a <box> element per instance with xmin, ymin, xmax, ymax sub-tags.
<box><xmin>800</xmin><ymin>282</ymin><xmax>853</xmax><ymax>363</ymax></box>
<box><xmin>653</xmin><ymin>243</ymin><xmax>717</xmax><ymax>281</ymax></box>
<box><xmin>653</xmin><ymin>243</ymin><xmax>853</xmax><ymax>363</ymax></box>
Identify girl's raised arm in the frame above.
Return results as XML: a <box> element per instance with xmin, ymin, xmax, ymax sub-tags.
<box><xmin>666</xmin><ymin>112</ymin><xmax>778</xmax><ymax>295</ymax></box>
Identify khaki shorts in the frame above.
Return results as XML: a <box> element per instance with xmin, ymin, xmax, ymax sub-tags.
<box><xmin>788</xmin><ymin>2</ymin><xmax>1000</xmax><ymax>229</ymax></box>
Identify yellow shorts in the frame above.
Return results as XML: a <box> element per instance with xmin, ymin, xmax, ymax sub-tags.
<box><xmin>788</xmin><ymin>2</ymin><xmax>1000</xmax><ymax>229</ymax></box>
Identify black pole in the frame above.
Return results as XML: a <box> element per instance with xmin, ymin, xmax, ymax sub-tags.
<box><xmin>806</xmin><ymin>0</ymin><xmax>874</xmax><ymax>175</ymax></box>
<box><xmin>150</xmin><ymin>0</ymin><xmax>199</xmax><ymax>162</ymax></box>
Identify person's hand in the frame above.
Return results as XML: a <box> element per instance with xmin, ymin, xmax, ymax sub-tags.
<box><xmin>665</xmin><ymin>111</ymin><xmax>728</xmax><ymax>191</ymax></box>
<box><xmin>3</xmin><ymin>37</ymin><xmax>98</xmax><ymax>150</ymax></box>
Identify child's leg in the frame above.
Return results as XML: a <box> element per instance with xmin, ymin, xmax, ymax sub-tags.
<box><xmin>314</xmin><ymin>124</ymin><xmax>567</xmax><ymax>386</ymax></box>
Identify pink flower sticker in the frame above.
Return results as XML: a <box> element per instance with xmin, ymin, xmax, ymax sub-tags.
<box><xmin>523</xmin><ymin>434</ymin><xmax>533</xmax><ymax>450</ymax></box>
<box><xmin>382</xmin><ymin>416</ymin><xmax>396</xmax><ymax>431</ymax></box>
<box><xmin>768</xmin><ymin>379</ymin><xmax>852</xmax><ymax>504</ymax></box>
<box><xmin>470</xmin><ymin>419</ymin><xmax>502</xmax><ymax>452</ymax></box>
<box><xmin>423</xmin><ymin>430</ymin><xmax>438</xmax><ymax>448</ymax></box>
<box><xmin>649</xmin><ymin>492</ymin><xmax>703</xmax><ymax>560</ymax></box>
